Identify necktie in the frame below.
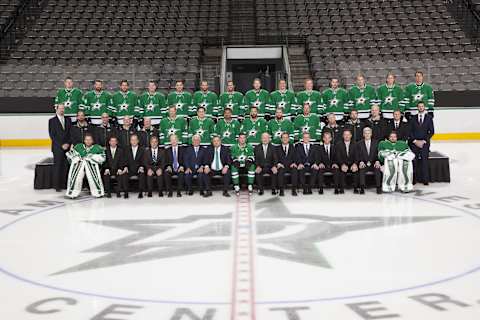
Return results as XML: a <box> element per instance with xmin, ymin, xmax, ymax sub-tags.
<box><xmin>366</xmin><ymin>141</ymin><xmax>370</xmax><ymax>156</ymax></box>
<box><xmin>173</xmin><ymin>148</ymin><xmax>179</xmax><ymax>171</ymax></box>
<box><xmin>153</xmin><ymin>149</ymin><xmax>157</xmax><ymax>162</ymax></box>
<box><xmin>305</xmin><ymin>144</ymin><xmax>309</xmax><ymax>155</ymax></box>
<box><xmin>326</xmin><ymin>145</ymin><xmax>329</xmax><ymax>159</ymax></box>
<box><xmin>419</xmin><ymin>115</ymin><xmax>423</xmax><ymax>125</ymax></box>
<box><xmin>59</xmin><ymin>117</ymin><xmax>65</xmax><ymax>130</ymax></box>
<box><xmin>263</xmin><ymin>145</ymin><xmax>267</xmax><ymax>158</ymax></box>
<box><xmin>284</xmin><ymin>145</ymin><xmax>287</xmax><ymax>154</ymax></box>
<box><xmin>195</xmin><ymin>147</ymin><xmax>198</xmax><ymax>158</ymax></box>
<box><xmin>346</xmin><ymin>143</ymin><xmax>349</xmax><ymax>157</ymax></box>
<box><xmin>112</xmin><ymin>148</ymin><xmax>115</xmax><ymax>159</ymax></box>
<box><xmin>215</xmin><ymin>148</ymin><xmax>220</xmax><ymax>170</ymax></box>
<box><xmin>395</xmin><ymin>122</ymin><xmax>399</xmax><ymax>130</ymax></box>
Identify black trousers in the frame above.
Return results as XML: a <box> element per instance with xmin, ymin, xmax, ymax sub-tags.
<box><xmin>298</xmin><ymin>165</ymin><xmax>317</xmax><ymax>189</ymax></box>
<box><xmin>318</xmin><ymin>167</ymin><xmax>340</xmax><ymax>188</ymax></box>
<box><xmin>103</xmin><ymin>173</ymin><xmax>127</xmax><ymax>193</ymax></box>
<box><xmin>337</xmin><ymin>168</ymin><xmax>359</xmax><ymax>188</ymax></box>
<box><xmin>255</xmin><ymin>166</ymin><xmax>277</xmax><ymax>190</ymax></box>
<box><xmin>359</xmin><ymin>166</ymin><xmax>382</xmax><ymax>188</ymax></box>
<box><xmin>127</xmin><ymin>172</ymin><xmax>146</xmax><ymax>192</ymax></box>
<box><xmin>52</xmin><ymin>149</ymin><xmax>68</xmax><ymax>190</ymax></box>
<box><xmin>277</xmin><ymin>166</ymin><xmax>298</xmax><ymax>189</ymax></box>
<box><xmin>146</xmin><ymin>167</ymin><xmax>164</xmax><ymax>193</ymax></box>
<box><xmin>185</xmin><ymin>172</ymin><xmax>205</xmax><ymax>191</ymax></box>
<box><xmin>164</xmin><ymin>170</ymin><xmax>185</xmax><ymax>192</ymax></box>
<box><xmin>411</xmin><ymin>144</ymin><xmax>430</xmax><ymax>183</ymax></box>
<box><xmin>205</xmin><ymin>169</ymin><xmax>231</xmax><ymax>191</ymax></box>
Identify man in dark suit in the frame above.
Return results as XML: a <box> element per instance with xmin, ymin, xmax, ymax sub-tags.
<box><xmin>254</xmin><ymin>132</ymin><xmax>278</xmax><ymax>195</ymax></box>
<box><xmin>295</xmin><ymin>132</ymin><xmax>318</xmax><ymax>195</ymax></box>
<box><xmin>275</xmin><ymin>132</ymin><xmax>298</xmax><ymax>196</ymax></box>
<box><xmin>388</xmin><ymin>110</ymin><xmax>410</xmax><ymax>141</ymax></box>
<box><xmin>334</xmin><ymin>129</ymin><xmax>358</xmax><ymax>194</ymax></box>
<box><xmin>355</xmin><ymin>127</ymin><xmax>382</xmax><ymax>194</ymax></box>
<box><xmin>138</xmin><ymin>117</ymin><xmax>159</xmax><ymax>148</ymax></box>
<box><xmin>70</xmin><ymin>110</ymin><xmax>93</xmax><ymax>145</ymax></box>
<box><xmin>322</xmin><ymin>113</ymin><xmax>344</xmax><ymax>145</ymax></box>
<box><xmin>118</xmin><ymin>115</ymin><xmax>136</xmax><ymax>148</ymax></box>
<box><xmin>94</xmin><ymin>113</ymin><xmax>117</xmax><ymax>147</ymax></box>
<box><xmin>164</xmin><ymin>134</ymin><xmax>185</xmax><ymax>197</ymax></box>
<box><xmin>184</xmin><ymin>134</ymin><xmax>208</xmax><ymax>196</ymax></box>
<box><xmin>316</xmin><ymin>131</ymin><xmax>339</xmax><ymax>194</ymax></box>
<box><xmin>102</xmin><ymin>136</ymin><xmax>127</xmax><ymax>198</ymax></box>
<box><xmin>144</xmin><ymin>135</ymin><xmax>165</xmax><ymax>197</ymax></box>
<box><xmin>125</xmin><ymin>133</ymin><xmax>146</xmax><ymax>199</ymax></box>
<box><xmin>202</xmin><ymin>135</ymin><xmax>232</xmax><ymax>197</ymax></box>
<box><xmin>344</xmin><ymin>109</ymin><xmax>365</xmax><ymax>142</ymax></box>
<box><xmin>409</xmin><ymin>101</ymin><xmax>434</xmax><ymax>185</ymax></box>
<box><xmin>48</xmin><ymin>104</ymin><xmax>72</xmax><ymax>192</ymax></box>
<box><xmin>365</xmin><ymin>105</ymin><xmax>389</xmax><ymax>141</ymax></box>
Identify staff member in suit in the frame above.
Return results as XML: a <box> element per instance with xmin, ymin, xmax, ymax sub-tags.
<box><xmin>409</xmin><ymin>101</ymin><xmax>434</xmax><ymax>185</ymax></box>
<box><xmin>102</xmin><ymin>136</ymin><xmax>127</xmax><ymax>198</ymax></box>
<box><xmin>94</xmin><ymin>113</ymin><xmax>117</xmax><ymax>147</ymax></box>
<box><xmin>202</xmin><ymin>135</ymin><xmax>232</xmax><ymax>197</ymax></box>
<box><xmin>275</xmin><ymin>132</ymin><xmax>298</xmax><ymax>196</ymax></box>
<box><xmin>125</xmin><ymin>133</ymin><xmax>146</xmax><ymax>199</ymax></box>
<box><xmin>184</xmin><ymin>135</ymin><xmax>208</xmax><ymax>196</ymax></box>
<box><xmin>138</xmin><ymin>117</ymin><xmax>159</xmax><ymax>148</ymax></box>
<box><xmin>254</xmin><ymin>132</ymin><xmax>278</xmax><ymax>195</ymax></box>
<box><xmin>48</xmin><ymin>104</ymin><xmax>72</xmax><ymax>192</ymax></box>
<box><xmin>388</xmin><ymin>110</ymin><xmax>410</xmax><ymax>141</ymax></box>
<box><xmin>164</xmin><ymin>134</ymin><xmax>185</xmax><ymax>197</ymax></box>
<box><xmin>144</xmin><ymin>135</ymin><xmax>165</xmax><ymax>197</ymax></box>
<box><xmin>335</xmin><ymin>129</ymin><xmax>358</xmax><ymax>194</ymax></box>
<box><xmin>70</xmin><ymin>110</ymin><xmax>93</xmax><ymax>145</ymax></box>
<box><xmin>365</xmin><ymin>105</ymin><xmax>388</xmax><ymax>141</ymax></box>
<box><xmin>322</xmin><ymin>113</ymin><xmax>344</xmax><ymax>145</ymax></box>
<box><xmin>344</xmin><ymin>109</ymin><xmax>365</xmax><ymax>142</ymax></box>
<box><xmin>355</xmin><ymin>127</ymin><xmax>382</xmax><ymax>194</ymax></box>
<box><xmin>118</xmin><ymin>116</ymin><xmax>136</xmax><ymax>148</ymax></box>
<box><xmin>316</xmin><ymin>131</ymin><xmax>339</xmax><ymax>194</ymax></box>
<box><xmin>295</xmin><ymin>132</ymin><xmax>318</xmax><ymax>195</ymax></box>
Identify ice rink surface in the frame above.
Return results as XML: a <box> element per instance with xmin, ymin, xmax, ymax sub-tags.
<box><xmin>0</xmin><ymin>142</ymin><xmax>479</xmax><ymax>320</ymax></box>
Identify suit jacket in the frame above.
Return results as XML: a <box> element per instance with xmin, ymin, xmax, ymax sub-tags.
<box><xmin>184</xmin><ymin>145</ymin><xmax>207</xmax><ymax>171</ymax></box>
<box><xmin>118</xmin><ymin>126</ymin><xmax>137</xmax><ymax>148</ymax></box>
<box><xmin>70</xmin><ymin>122</ymin><xmax>94</xmax><ymax>145</ymax></box>
<box><xmin>365</xmin><ymin>118</ymin><xmax>389</xmax><ymax>141</ymax></box>
<box><xmin>94</xmin><ymin>125</ymin><xmax>118</xmax><ymax>147</ymax></box>
<box><xmin>317</xmin><ymin>143</ymin><xmax>337</xmax><ymax>167</ymax></box>
<box><xmin>344</xmin><ymin>120</ymin><xmax>365</xmax><ymax>142</ymax></box>
<box><xmin>202</xmin><ymin>145</ymin><xmax>232</xmax><ymax>169</ymax></box>
<box><xmin>295</xmin><ymin>143</ymin><xmax>317</xmax><ymax>166</ymax></box>
<box><xmin>355</xmin><ymin>139</ymin><xmax>379</xmax><ymax>164</ymax></box>
<box><xmin>335</xmin><ymin>140</ymin><xmax>357</xmax><ymax>166</ymax></box>
<box><xmin>322</xmin><ymin>125</ymin><xmax>344</xmax><ymax>145</ymax></box>
<box><xmin>388</xmin><ymin>119</ymin><xmax>410</xmax><ymax>141</ymax></box>
<box><xmin>103</xmin><ymin>146</ymin><xmax>126</xmax><ymax>173</ymax></box>
<box><xmin>125</xmin><ymin>145</ymin><xmax>145</xmax><ymax>174</ymax></box>
<box><xmin>138</xmin><ymin>128</ymin><xmax>159</xmax><ymax>148</ymax></box>
<box><xmin>409</xmin><ymin>113</ymin><xmax>434</xmax><ymax>143</ymax></box>
<box><xmin>165</xmin><ymin>145</ymin><xmax>186</xmax><ymax>171</ymax></box>
<box><xmin>48</xmin><ymin>115</ymin><xmax>72</xmax><ymax>153</ymax></box>
<box><xmin>143</xmin><ymin>147</ymin><xmax>165</xmax><ymax>170</ymax></box>
<box><xmin>275</xmin><ymin>143</ymin><xmax>296</xmax><ymax>167</ymax></box>
<box><xmin>254</xmin><ymin>143</ymin><xmax>276</xmax><ymax>168</ymax></box>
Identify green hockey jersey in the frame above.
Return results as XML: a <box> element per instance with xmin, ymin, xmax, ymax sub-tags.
<box><xmin>167</xmin><ymin>91</ymin><xmax>193</xmax><ymax>118</ymax></box>
<box><xmin>188</xmin><ymin>116</ymin><xmax>215</xmax><ymax>145</ymax></box>
<box><xmin>240</xmin><ymin>117</ymin><xmax>268</xmax><ymax>146</ymax></box>
<box><xmin>377</xmin><ymin>84</ymin><xmax>405</xmax><ymax>119</ymax></box>
<box><xmin>230</xmin><ymin>143</ymin><xmax>254</xmax><ymax>166</ymax></box>
<box><xmin>55</xmin><ymin>88</ymin><xmax>84</xmax><ymax>117</ymax></box>
<box><xmin>214</xmin><ymin>118</ymin><xmax>241</xmax><ymax>146</ymax></box>
<box><xmin>218</xmin><ymin>91</ymin><xmax>245</xmax><ymax>119</ymax></box>
<box><xmin>268</xmin><ymin>90</ymin><xmax>296</xmax><ymax>117</ymax></box>
<box><xmin>82</xmin><ymin>90</ymin><xmax>112</xmax><ymax>121</ymax></box>
<box><xmin>403</xmin><ymin>83</ymin><xmax>435</xmax><ymax>114</ymax></box>
<box><xmin>267</xmin><ymin>118</ymin><xmax>294</xmax><ymax>145</ymax></box>
<box><xmin>192</xmin><ymin>90</ymin><xmax>218</xmax><ymax>118</ymax></box>
<box><xmin>348</xmin><ymin>84</ymin><xmax>377</xmax><ymax>119</ymax></box>
<box><xmin>111</xmin><ymin>91</ymin><xmax>140</xmax><ymax>120</ymax></box>
<box><xmin>322</xmin><ymin>87</ymin><xmax>350</xmax><ymax>120</ymax></box>
<box><xmin>159</xmin><ymin>116</ymin><xmax>188</xmax><ymax>146</ymax></box>
<box><xmin>138</xmin><ymin>91</ymin><xmax>166</xmax><ymax>123</ymax></box>
<box><xmin>378</xmin><ymin>140</ymin><xmax>410</xmax><ymax>163</ymax></box>
<box><xmin>244</xmin><ymin>89</ymin><xmax>270</xmax><ymax>117</ymax></box>
<box><xmin>295</xmin><ymin>90</ymin><xmax>323</xmax><ymax>116</ymax></box>
<box><xmin>293</xmin><ymin>113</ymin><xmax>324</xmax><ymax>142</ymax></box>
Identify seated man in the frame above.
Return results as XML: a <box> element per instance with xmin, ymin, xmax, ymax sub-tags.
<box><xmin>334</xmin><ymin>129</ymin><xmax>358</xmax><ymax>194</ymax></box>
<box><xmin>231</xmin><ymin>133</ymin><xmax>255</xmax><ymax>195</ymax></box>
<box><xmin>164</xmin><ymin>134</ymin><xmax>185</xmax><ymax>197</ymax></box>
<box><xmin>365</xmin><ymin>104</ymin><xmax>389</xmax><ymax>141</ymax></box>
<box><xmin>355</xmin><ymin>127</ymin><xmax>382</xmax><ymax>194</ymax></box>
<box><xmin>184</xmin><ymin>135</ymin><xmax>208</xmax><ymax>196</ymax></box>
<box><xmin>202</xmin><ymin>136</ymin><xmax>232</xmax><ymax>197</ymax></box>
<box><xmin>295</xmin><ymin>132</ymin><xmax>318</xmax><ymax>195</ymax></box>
<box><xmin>125</xmin><ymin>133</ymin><xmax>146</xmax><ymax>199</ymax></box>
<box><xmin>103</xmin><ymin>136</ymin><xmax>127</xmax><ymax>198</ymax></box>
<box><xmin>275</xmin><ymin>132</ymin><xmax>298</xmax><ymax>196</ymax></box>
<box><xmin>379</xmin><ymin>131</ymin><xmax>415</xmax><ymax>193</ymax></box>
<box><xmin>66</xmin><ymin>133</ymin><xmax>106</xmax><ymax>199</ymax></box>
<box><xmin>316</xmin><ymin>131</ymin><xmax>339</xmax><ymax>194</ymax></box>
<box><xmin>144</xmin><ymin>135</ymin><xmax>165</xmax><ymax>197</ymax></box>
<box><xmin>254</xmin><ymin>132</ymin><xmax>278</xmax><ymax>195</ymax></box>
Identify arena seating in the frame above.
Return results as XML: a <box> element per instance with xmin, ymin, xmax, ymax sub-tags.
<box><xmin>0</xmin><ymin>0</ymin><xmax>22</xmax><ymax>32</ymax></box>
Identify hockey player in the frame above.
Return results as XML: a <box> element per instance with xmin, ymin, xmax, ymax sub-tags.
<box><xmin>111</xmin><ymin>80</ymin><xmax>139</xmax><ymax>126</ymax></box>
<box><xmin>244</xmin><ymin>78</ymin><xmax>270</xmax><ymax>118</ymax></box>
<box><xmin>269</xmin><ymin>79</ymin><xmax>296</xmax><ymax>118</ymax></box>
<box><xmin>188</xmin><ymin>106</ymin><xmax>215</xmax><ymax>146</ymax></box>
<box><xmin>377</xmin><ymin>73</ymin><xmax>405</xmax><ymax>120</ymax></box>
<box><xmin>293</xmin><ymin>102</ymin><xmax>323</xmax><ymax>143</ymax></box>
<box><xmin>82</xmin><ymin>80</ymin><xmax>112</xmax><ymax>125</ymax></box>
<box><xmin>378</xmin><ymin>131</ymin><xmax>415</xmax><ymax>193</ymax></box>
<box><xmin>218</xmin><ymin>80</ymin><xmax>245</xmax><ymax>120</ymax></box>
<box><xmin>231</xmin><ymin>133</ymin><xmax>255</xmax><ymax>195</ymax></box>
<box><xmin>214</xmin><ymin>108</ymin><xmax>241</xmax><ymax>147</ymax></box>
<box><xmin>66</xmin><ymin>133</ymin><xmax>106</xmax><ymax>199</ymax></box>
<box><xmin>138</xmin><ymin>80</ymin><xmax>165</xmax><ymax>127</ymax></box>
<box><xmin>348</xmin><ymin>74</ymin><xmax>377</xmax><ymax>120</ymax></box>
<box><xmin>54</xmin><ymin>77</ymin><xmax>83</xmax><ymax>123</ymax></box>
<box><xmin>322</xmin><ymin>77</ymin><xmax>350</xmax><ymax>122</ymax></box>
<box><xmin>296</xmin><ymin>78</ymin><xmax>323</xmax><ymax>116</ymax></box>
<box><xmin>240</xmin><ymin>106</ymin><xmax>268</xmax><ymax>146</ymax></box>
<box><xmin>192</xmin><ymin>80</ymin><xmax>218</xmax><ymax>118</ymax></box>
<box><xmin>267</xmin><ymin>107</ymin><xmax>294</xmax><ymax>146</ymax></box>
<box><xmin>159</xmin><ymin>105</ymin><xmax>188</xmax><ymax>146</ymax></box>
<box><xmin>167</xmin><ymin>80</ymin><xmax>193</xmax><ymax>118</ymax></box>
<box><xmin>404</xmin><ymin>71</ymin><xmax>435</xmax><ymax>118</ymax></box>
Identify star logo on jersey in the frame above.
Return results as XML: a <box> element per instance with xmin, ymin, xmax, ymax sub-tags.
<box><xmin>196</xmin><ymin>129</ymin><xmax>205</xmax><ymax>137</ymax></box>
<box><xmin>200</xmin><ymin>102</ymin><xmax>209</xmax><ymax>109</ymax></box>
<box><xmin>414</xmin><ymin>93</ymin><xmax>424</xmax><ymax>101</ymax></box>
<box><xmin>51</xmin><ymin>198</ymin><xmax>456</xmax><ymax>275</ymax></box>
<box><xmin>356</xmin><ymin>96</ymin><xmax>366</xmax><ymax>105</ymax></box>
<box><xmin>253</xmin><ymin>100</ymin><xmax>261</xmax><ymax>108</ymax></box>
<box><xmin>248</xmin><ymin>129</ymin><xmax>257</xmax><ymax>137</ymax></box>
<box><xmin>274</xmin><ymin>130</ymin><xmax>283</xmax><ymax>138</ymax></box>
<box><xmin>119</xmin><ymin>103</ymin><xmax>129</xmax><ymax>112</ymax></box>
<box><xmin>223</xmin><ymin>131</ymin><xmax>231</xmax><ymax>138</ymax></box>
<box><xmin>167</xmin><ymin>128</ymin><xmax>177</xmax><ymax>136</ymax></box>
<box><xmin>226</xmin><ymin>102</ymin><xmax>234</xmax><ymax>110</ymax></box>
<box><xmin>146</xmin><ymin>103</ymin><xmax>155</xmax><ymax>112</ymax></box>
<box><xmin>302</xmin><ymin>125</ymin><xmax>310</xmax><ymax>133</ymax></box>
<box><xmin>330</xmin><ymin>98</ymin><xmax>338</xmax><ymax>106</ymax></box>
<box><xmin>385</xmin><ymin>95</ymin><xmax>395</xmax><ymax>104</ymax></box>
<box><xmin>92</xmin><ymin>102</ymin><xmax>102</xmax><ymax>110</ymax></box>
<box><xmin>278</xmin><ymin>101</ymin><xmax>286</xmax><ymax>109</ymax></box>
<box><xmin>175</xmin><ymin>102</ymin><xmax>184</xmax><ymax>110</ymax></box>
<box><xmin>64</xmin><ymin>100</ymin><xmax>72</xmax><ymax>108</ymax></box>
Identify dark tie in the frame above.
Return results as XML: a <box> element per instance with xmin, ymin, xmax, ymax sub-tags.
<box><xmin>325</xmin><ymin>145</ymin><xmax>329</xmax><ymax>159</ymax></box>
<box><xmin>395</xmin><ymin>122</ymin><xmax>398</xmax><ymax>130</ymax></box>
<box><xmin>153</xmin><ymin>149</ymin><xmax>157</xmax><ymax>162</ymax></box>
<box><xmin>419</xmin><ymin>115</ymin><xmax>423</xmax><ymax>125</ymax></box>
<box><xmin>284</xmin><ymin>145</ymin><xmax>287</xmax><ymax>154</ymax></box>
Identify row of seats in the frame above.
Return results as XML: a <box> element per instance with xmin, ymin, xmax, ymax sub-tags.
<box><xmin>0</xmin><ymin>0</ymin><xmax>21</xmax><ymax>32</ymax></box>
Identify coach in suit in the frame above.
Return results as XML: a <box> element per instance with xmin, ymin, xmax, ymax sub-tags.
<box><xmin>295</xmin><ymin>132</ymin><xmax>318</xmax><ymax>195</ymax></box>
<box><xmin>138</xmin><ymin>117</ymin><xmax>159</xmax><ymax>148</ymax></box>
<box><xmin>184</xmin><ymin>135</ymin><xmax>208</xmax><ymax>196</ymax></box>
<box><xmin>334</xmin><ymin>129</ymin><xmax>358</xmax><ymax>194</ymax></box>
<box><xmin>316</xmin><ymin>131</ymin><xmax>339</xmax><ymax>194</ymax></box>
<box><xmin>254</xmin><ymin>132</ymin><xmax>278</xmax><ymax>195</ymax></box>
<box><xmin>355</xmin><ymin>127</ymin><xmax>382</xmax><ymax>194</ymax></box>
<box><xmin>409</xmin><ymin>101</ymin><xmax>434</xmax><ymax>185</ymax></box>
<box><xmin>202</xmin><ymin>136</ymin><xmax>232</xmax><ymax>197</ymax></box>
<box><xmin>365</xmin><ymin>105</ymin><xmax>389</xmax><ymax>141</ymax></box>
<box><xmin>275</xmin><ymin>132</ymin><xmax>298</xmax><ymax>196</ymax></box>
<box><xmin>94</xmin><ymin>113</ymin><xmax>117</xmax><ymax>147</ymax></box>
<box><xmin>388</xmin><ymin>110</ymin><xmax>410</xmax><ymax>141</ymax></box>
<box><xmin>344</xmin><ymin>109</ymin><xmax>365</xmax><ymax>142</ymax></box>
<box><xmin>164</xmin><ymin>134</ymin><xmax>185</xmax><ymax>197</ymax></box>
<box><xmin>102</xmin><ymin>136</ymin><xmax>127</xmax><ymax>198</ymax></box>
<box><xmin>118</xmin><ymin>116</ymin><xmax>137</xmax><ymax>148</ymax></box>
<box><xmin>48</xmin><ymin>104</ymin><xmax>72</xmax><ymax>191</ymax></box>
<box><xmin>144</xmin><ymin>135</ymin><xmax>165</xmax><ymax>197</ymax></box>
<box><xmin>125</xmin><ymin>134</ymin><xmax>146</xmax><ymax>199</ymax></box>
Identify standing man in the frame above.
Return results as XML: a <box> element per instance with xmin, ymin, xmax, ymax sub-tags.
<box><xmin>322</xmin><ymin>113</ymin><xmax>344</xmax><ymax>145</ymax></box>
<box><xmin>295</xmin><ymin>132</ymin><xmax>318</xmax><ymax>195</ymax></box>
<box><xmin>269</xmin><ymin>79</ymin><xmax>296</xmax><ymax>118</ymax></box>
<box><xmin>164</xmin><ymin>134</ymin><xmax>185</xmax><ymax>197</ymax></box>
<box><xmin>82</xmin><ymin>79</ymin><xmax>112</xmax><ymax>125</ymax></box>
<box><xmin>94</xmin><ymin>113</ymin><xmax>117</xmax><ymax>147</ymax></box>
<box><xmin>293</xmin><ymin>102</ymin><xmax>323</xmax><ymax>143</ymax></box>
<box><xmin>334</xmin><ymin>129</ymin><xmax>358</xmax><ymax>194</ymax></box>
<box><xmin>137</xmin><ymin>117</ymin><xmax>159</xmax><ymax>148</ymax></box>
<box><xmin>138</xmin><ymin>80</ymin><xmax>166</xmax><ymax>128</ymax></box>
<box><xmin>70</xmin><ymin>110</ymin><xmax>93</xmax><ymax>145</ymax></box>
<box><xmin>54</xmin><ymin>77</ymin><xmax>83</xmax><ymax>123</ymax></box>
<box><xmin>316</xmin><ymin>131</ymin><xmax>339</xmax><ymax>194</ymax></box>
<box><xmin>48</xmin><ymin>104</ymin><xmax>72</xmax><ymax>192</ymax></box>
<box><xmin>218</xmin><ymin>80</ymin><xmax>245</xmax><ymax>120</ymax></box>
<box><xmin>117</xmin><ymin>116</ymin><xmax>136</xmax><ymax>148</ymax></box>
<box><xmin>267</xmin><ymin>107</ymin><xmax>294</xmax><ymax>146</ymax></box>
<box><xmin>111</xmin><ymin>80</ymin><xmax>139</xmax><ymax>126</ymax></box>
<box><xmin>144</xmin><ymin>135</ymin><xmax>165</xmax><ymax>197</ymax></box>
<box><xmin>388</xmin><ymin>109</ymin><xmax>410</xmax><ymax>141</ymax></box>
<box><xmin>275</xmin><ymin>132</ymin><xmax>298</xmax><ymax>196</ymax></box>
<box><xmin>344</xmin><ymin>109</ymin><xmax>365</xmax><ymax>142</ymax></box>
<box><xmin>231</xmin><ymin>133</ymin><xmax>255</xmax><ymax>195</ymax></box>
<box><xmin>102</xmin><ymin>136</ymin><xmax>127</xmax><ymax>198</ymax></box>
<box><xmin>296</xmin><ymin>78</ymin><xmax>323</xmax><ymax>116</ymax></box>
<box><xmin>184</xmin><ymin>135</ymin><xmax>207</xmax><ymax>196</ymax></box>
<box><xmin>322</xmin><ymin>77</ymin><xmax>350</xmax><ymax>122</ymax></box>
<box><xmin>355</xmin><ymin>127</ymin><xmax>382</xmax><ymax>194</ymax></box>
<box><xmin>193</xmin><ymin>80</ymin><xmax>218</xmax><ymax>118</ymax></box>
<box><xmin>404</xmin><ymin>71</ymin><xmax>435</xmax><ymax>118</ymax></box>
<box><xmin>409</xmin><ymin>101</ymin><xmax>434</xmax><ymax>185</ymax></box>
<box><xmin>377</xmin><ymin>73</ymin><xmax>405</xmax><ymax>120</ymax></box>
<box><xmin>188</xmin><ymin>106</ymin><xmax>215</xmax><ymax>146</ymax></box>
<box><xmin>214</xmin><ymin>108</ymin><xmax>241</xmax><ymax>147</ymax></box>
<box><xmin>125</xmin><ymin>134</ymin><xmax>146</xmax><ymax>199</ymax></box>
<box><xmin>254</xmin><ymin>133</ymin><xmax>277</xmax><ymax>195</ymax></box>
<box><xmin>348</xmin><ymin>74</ymin><xmax>377</xmax><ymax>120</ymax></box>
<box><xmin>240</xmin><ymin>106</ymin><xmax>268</xmax><ymax>146</ymax></box>
<box><xmin>167</xmin><ymin>80</ymin><xmax>193</xmax><ymax>118</ymax></box>
<box><xmin>159</xmin><ymin>106</ymin><xmax>188</xmax><ymax>146</ymax></box>
<box><xmin>244</xmin><ymin>78</ymin><xmax>270</xmax><ymax>118</ymax></box>
<box><xmin>365</xmin><ymin>105</ymin><xmax>389</xmax><ymax>141</ymax></box>
<box><xmin>202</xmin><ymin>136</ymin><xmax>232</xmax><ymax>197</ymax></box>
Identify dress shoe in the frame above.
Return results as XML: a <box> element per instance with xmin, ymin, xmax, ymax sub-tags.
<box><xmin>105</xmin><ymin>193</ymin><xmax>111</xmax><ymax>198</ymax></box>
<box><xmin>292</xmin><ymin>189</ymin><xmax>298</xmax><ymax>196</ymax></box>
<box><xmin>376</xmin><ymin>187</ymin><xmax>382</xmax><ymax>194</ymax></box>
<box><xmin>187</xmin><ymin>190</ymin><xmax>194</xmax><ymax>196</ymax></box>
<box><xmin>116</xmin><ymin>192</ymin><xmax>121</xmax><ymax>198</ymax></box>
<box><xmin>167</xmin><ymin>192</ymin><xmax>173</xmax><ymax>198</ymax></box>
<box><xmin>279</xmin><ymin>189</ymin><xmax>285</xmax><ymax>196</ymax></box>
<box><xmin>55</xmin><ymin>189</ymin><xmax>62</xmax><ymax>192</ymax></box>
<box><xmin>360</xmin><ymin>188</ymin><xmax>365</xmax><ymax>194</ymax></box>
<box><xmin>200</xmin><ymin>191</ymin><xmax>205</xmax><ymax>196</ymax></box>
<box><xmin>423</xmin><ymin>182</ymin><xmax>429</xmax><ymax>186</ymax></box>
<box><xmin>354</xmin><ymin>188</ymin><xmax>359</xmax><ymax>194</ymax></box>
<box><xmin>159</xmin><ymin>192</ymin><xmax>164</xmax><ymax>197</ymax></box>
<box><xmin>318</xmin><ymin>188</ymin><xmax>323</xmax><ymax>195</ymax></box>
<box><xmin>223</xmin><ymin>190</ymin><xmax>231</xmax><ymax>197</ymax></box>
<box><xmin>334</xmin><ymin>189</ymin><xmax>339</xmax><ymax>195</ymax></box>
<box><xmin>138</xmin><ymin>192</ymin><xmax>143</xmax><ymax>199</ymax></box>
<box><xmin>124</xmin><ymin>192</ymin><xmax>129</xmax><ymax>199</ymax></box>
<box><xmin>176</xmin><ymin>192</ymin><xmax>182</xmax><ymax>197</ymax></box>
<box><xmin>258</xmin><ymin>189</ymin><xmax>264</xmax><ymax>196</ymax></box>
<box><xmin>147</xmin><ymin>192</ymin><xmax>153</xmax><ymax>197</ymax></box>
<box><xmin>271</xmin><ymin>189</ymin><xmax>277</xmax><ymax>195</ymax></box>
<box><xmin>339</xmin><ymin>189</ymin><xmax>345</xmax><ymax>194</ymax></box>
